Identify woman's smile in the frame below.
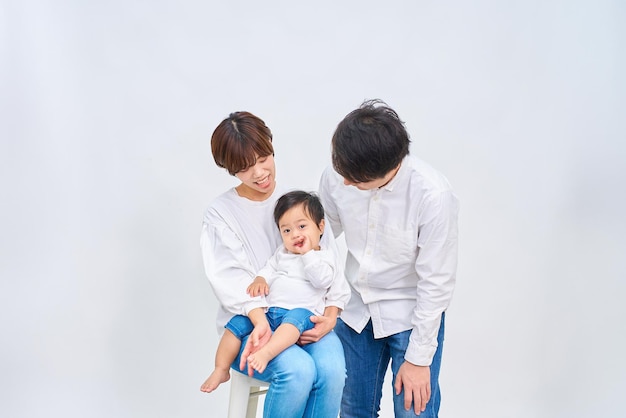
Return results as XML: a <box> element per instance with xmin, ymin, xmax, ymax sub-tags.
<box><xmin>255</xmin><ymin>175</ymin><xmax>271</xmax><ymax>187</ymax></box>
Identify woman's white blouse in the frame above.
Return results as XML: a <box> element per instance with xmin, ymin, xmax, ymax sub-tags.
<box><xmin>201</xmin><ymin>185</ymin><xmax>350</xmax><ymax>335</ymax></box>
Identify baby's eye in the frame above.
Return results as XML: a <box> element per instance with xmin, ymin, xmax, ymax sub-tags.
<box><xmin>282</xmin><ymin>228</ymin><xmax>291</xmax><ymax>234</ymax></box>
<box><xmin>299</xmin><ymin>224</ymin><xmax>306</xmax><ymax>229</ymax></box>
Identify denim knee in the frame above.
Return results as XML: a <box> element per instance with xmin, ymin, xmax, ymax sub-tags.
<box><xmin>224</xmin><ymin>314</ymin><xmax>254</xmax><ymax>340</ymax></box>
<box><xmin>280</xmin><ymin>308</ymin><xmax>315</xmax><ymax>333</ymax></box>
<box><xmin>303</xmin><ymin>332</ymin><xmax>346</xmax><ymax>386</ymax></box>
<box><xmin>269</xmin><ymin>346</ymin><xmax>316</xmax><ymax>387</ymax></box>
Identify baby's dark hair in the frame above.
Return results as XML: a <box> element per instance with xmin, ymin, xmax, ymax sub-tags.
<box><xmin>274</xmin><ymin>190</ymin><xmax>325</xmax><ymax>228</ymax></box>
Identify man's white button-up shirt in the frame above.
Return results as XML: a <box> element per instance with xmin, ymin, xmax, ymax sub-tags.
<box><xmin>319</xmin><ymin>156</ymin><xmax>459</xmax><ymax>366</ymax></box>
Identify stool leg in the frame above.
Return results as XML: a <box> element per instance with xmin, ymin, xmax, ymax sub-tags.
<box><xmin>227</xmin><ymin>372</ymin><xmax>269</xmax><ymax>418</ymax></box>
<box><xmin>227</xmin><ymin>374</ymin><xmax>252</xmax><ymax>418</ymax></box>
<box><xmin>245</xmin><ymin>386</ymin><xmax>260</xmax><ymax>418</ymax></box>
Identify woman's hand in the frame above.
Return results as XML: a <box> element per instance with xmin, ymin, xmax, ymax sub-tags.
<box><xmin>298</xmin><ymin>306</ymin><xmax>340</xmax><ymax>345</ymax></box>
<box><xmin>239</xmin><ymin>309</ymin><xmax>271</xmax><ymax>376</ymax></box>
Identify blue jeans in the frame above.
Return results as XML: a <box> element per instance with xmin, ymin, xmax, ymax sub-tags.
<box><xmin>226</xmin><ymin>307</ymin><xmax>316</xmax><ymax>337</ymax></box>
<box><xmin>229</xmin><ymin>309</ymin><xmax>346</xmax><ymax>418</ymax></box>
<box><xmin>335</xmin><ymin>314</ymin><xmax>445</xmax><ymax>418</ymax></box>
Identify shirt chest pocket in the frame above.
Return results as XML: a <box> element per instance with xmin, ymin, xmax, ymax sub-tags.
<box><xmin>377</xmin><ymin>225</ymin><xmax>417</xmax><ymax>264</ymax></box>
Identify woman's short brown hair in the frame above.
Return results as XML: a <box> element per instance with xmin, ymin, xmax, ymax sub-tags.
<box><xmin>211</xmin><ymin>111</ymin><xmax>274</xmax><ymax>175</ymax></box>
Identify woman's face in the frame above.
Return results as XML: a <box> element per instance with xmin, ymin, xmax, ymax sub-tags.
<box><xmin>234</xmin><ymin>154</ymin><xmax>276</xmax><ymax>201</ymax></box>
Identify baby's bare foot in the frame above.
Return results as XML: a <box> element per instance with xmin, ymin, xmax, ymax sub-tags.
<box><xmin>247</xmin><ymin>350</ymin><xmax>272</xmax><ymax>374</ymax></box>
<box><xmin>200</xmin><ymin>368</ymin><xmax>230</xmax><ymax>393</ymax></box>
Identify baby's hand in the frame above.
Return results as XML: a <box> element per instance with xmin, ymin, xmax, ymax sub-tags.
<box><xmin>292</xmin><ymin>237</ymin><xmax>314</xmax><ymax>255</ymax></box>
<box><xmin>247</xmin><ymin>277</ymin><xmax>269</xmax><ymax>297</ymax></box>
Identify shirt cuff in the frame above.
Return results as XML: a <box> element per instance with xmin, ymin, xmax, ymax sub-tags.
<box><xmin>323</xmin><ymin>299</ymin><xmax>346</xmax><ymax>311</ymax></box>
<box><xmin>404</xmin><ymin>341</ymin><xmax>437</xmax><ymax>367</ymax></box>
<box><xmin>243</xmin><ymin>299</ymin><xmax>268</xmax><ymax>316</ymax></box>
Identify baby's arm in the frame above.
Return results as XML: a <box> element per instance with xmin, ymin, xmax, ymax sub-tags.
<box><xmin>302</xmin><ymin>249</ymin><xmax>335</xmax><ymax>289</ymax></box>
<box><xmin>247</xmin><ymin>247</ymin><xmax>280</xmax><ymax>297</ymax></box>
<box><xmin>247</xmin><ymin>276</ymin><xmax>269</xmax><ymax>297</ymax></box>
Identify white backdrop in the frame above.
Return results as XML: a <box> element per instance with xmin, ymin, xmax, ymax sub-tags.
<box><xmin>2</xmin><ymin>1</ymin><xmax>625</xmax><ymax>417</ymax></box>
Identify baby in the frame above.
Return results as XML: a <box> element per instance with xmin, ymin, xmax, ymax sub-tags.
<box><xmin>201</xmin><ymin>190</ymin><xmax>337</xmax><ymax>392</ymax></box>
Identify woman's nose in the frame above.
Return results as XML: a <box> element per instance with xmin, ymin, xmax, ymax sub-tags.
<box><xmin>252</xmin><ymin>164</ymin><xmax>263</xmax><ymax>177</ymax></box>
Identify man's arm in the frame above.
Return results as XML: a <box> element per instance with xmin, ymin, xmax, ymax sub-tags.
<box><xmin>318</xmin><ymin>166</ymin><xmax>344</xmax><ymax>238</ymax></box>
<box><xmin>395</xmin><ymin>190</ymin><xmax>459</xmax><ymax>414</ymax></box>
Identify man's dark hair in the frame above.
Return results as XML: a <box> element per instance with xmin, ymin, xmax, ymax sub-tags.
<box><xmin>274</xmin><ymin>190</ymin><xmax>325</xmax><ymax>228</ymax></box>
<box><xmin>332</xmin><ymin>99</ymin><xmax>410</xmax><ymax>183</ymax></box>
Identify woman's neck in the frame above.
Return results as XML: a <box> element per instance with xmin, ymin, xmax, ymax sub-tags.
<box><xmin>235</xmin><ymin>181</ymin><xmax>276</xmax><ymax>201</ymax></box>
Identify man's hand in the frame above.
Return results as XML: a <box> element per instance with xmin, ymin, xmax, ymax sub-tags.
<box><xmin>394</xmin><ymin>361</ymin><xmax>431</xmax><ymax>415</ymax></box>
<box><xmin>298</xmin><ymin>306</ymin><xmax>339</xmax><ymax>345</ymax></box>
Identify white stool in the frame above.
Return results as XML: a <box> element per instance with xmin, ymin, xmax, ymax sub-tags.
<box><xmin>227</xmin><ymin>371</ymin><xmax>270</xmax><ymax>418</ymax></box>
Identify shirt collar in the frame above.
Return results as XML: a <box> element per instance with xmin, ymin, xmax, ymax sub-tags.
<box><xmin>378</xmin><ymin>157</ymin><xmax>407</xmax><ymax>192</ymax></box>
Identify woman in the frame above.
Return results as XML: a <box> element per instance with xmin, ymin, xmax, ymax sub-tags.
<box><xmin>200</xmin><ymin>111</ymin><xmax>349</xmax><ymax>417</ymax></box>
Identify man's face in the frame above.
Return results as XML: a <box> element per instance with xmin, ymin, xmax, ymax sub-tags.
<box><xmin>343</xmin><ymin>177</ymin><xmax>389</xmax><ymax>190</ymax></box>
<box><xmin>342</xmin><ymin>164</ymin><xmax>400</xmax><ymax>190</ymax></box>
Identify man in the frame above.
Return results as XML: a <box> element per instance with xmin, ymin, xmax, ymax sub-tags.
<box><xmin>319</xmin><ymin>100</ymin><xmax>459</xmax><ymax>418</ymax></box>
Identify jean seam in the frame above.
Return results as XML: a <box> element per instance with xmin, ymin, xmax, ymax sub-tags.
<box><xmin>372</xmin><ymin>344</ymin><xmax>390</xmax><ymax>417</ymax></box>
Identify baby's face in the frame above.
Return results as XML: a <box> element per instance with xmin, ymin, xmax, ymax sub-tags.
<box><xmin>278</xmin><ymin>204</ymin><xmax>325</xmax><ymax>254</ymax></box>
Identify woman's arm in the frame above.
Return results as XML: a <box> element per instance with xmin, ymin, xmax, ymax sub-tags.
<box><xmin>201</xmin><ymin>217</ymin><xmax>268</xmax><ymax>317</ymax></box>
<box><xmin>298</xmin><ymin>305</ymin><xmax>341</xmax><ymax>345</ymax></box>
<box><xmin>239</xmin><ymin>308</ymin><xmax>271</xmax><ymax>375</ymax></box>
